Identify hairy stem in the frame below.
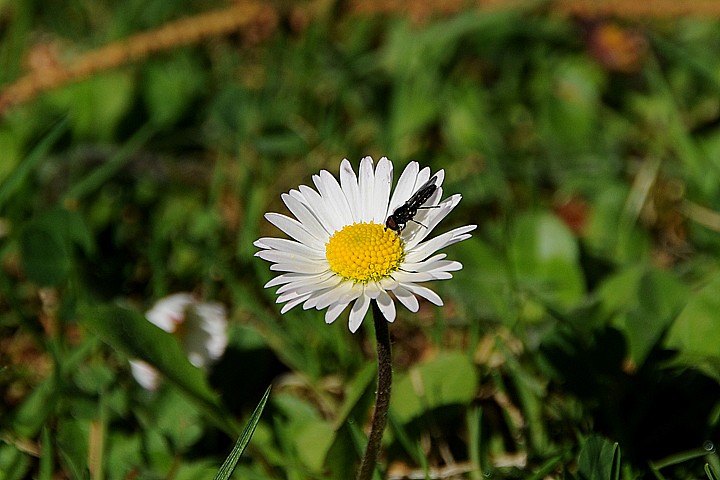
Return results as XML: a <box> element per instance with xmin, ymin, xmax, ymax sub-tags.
<box><xmin>356</xmin><ymin>302</ymin><xmax>393</xmax><ymax>480</ymax></box>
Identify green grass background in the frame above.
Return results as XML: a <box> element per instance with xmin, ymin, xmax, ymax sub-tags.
<box><xmin>1</xmin><ymin>1</ymin><xmax>720</xmax><ymax>478</ymax></box>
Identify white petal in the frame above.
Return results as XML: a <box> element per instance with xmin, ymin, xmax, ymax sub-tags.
<box><xmin>146</xmin><ymin>293</ymin><xmax>193</xmax><ymax>332</ymax></box>
<box><xmin>315</xmin><ymin>169</ymin><xmax>354</xmax><ymax>226</ymax></box>
<box><xmin>255</xmin><ymin>249</ymin><xmax>327</xmax><ymax>268</ymax></box>
<box><xmin>269</xmin><ymin>262</ymin><xmax>330</xmax><ymax>274</ymax></box>
<box><xmin>403</xmin><ymin>193</ymin><xmax>462</xmax><ymax>247</ymax></box>
<box><xmin>340</xmin><ymin>159</ymin><xmax>361</xmax><ymax>222</ymax></box>
<box><xmin>349</xmin><ymin>294</ymin><xmax>371</xmax><ymax>333</ymax></box>
<box><xmin>183</xmin><ymin>303</ymin><xmax>228</xmax><ymax>367</ymax></box>
<box><xmin>192</xmin><ymin>302</ymin><xmax>228</xmax><ymax>361</ymax></box>
<box><xmin>379</xmin><ymin>276</ymin><xmax>400</xmax><ymax>290</ymax></box>
<box><xmin>326</xmin><ymin>301</ymin><xmax>350</xmax><ymax>324</ymax></box>
<box><xmin>364</xmin><ymin>281</ymin><xmax>382</xmax><ymax>299</ymax></box>
<box><xmin>358</xmin><ymin>156</ymin><xmax>376</xmax><ymax>222</ymax></box>
<box><xmin>276</xmin><ymin>273</ymin><xmax>341</xmax><ymax>295</ymax></box>
<box><xmin>305</xmin><ymin>281</ymin><xmax>359</xmax><ymax>310</ymax></box>
<box><xmin>371</xmin><ymin>158</ymin><xmax>393</xmax><ymax>223</ymax></box>
<box><xmin>392</xmin><ymin>284</ymin><xmax>419</xmax><ymax>312</ymax></box>
<box><xmin>375</xmin><ymin>291</ymin><xmax>396</xmax><ymax>322</ymax></box>
<box><xmin>280</xmin><ymin>292</ymin><xmax>312</xmax><ymax>313</ymax></box>
<box><xmin>264</xmin><ymin>271</ymin><xmax>328</xmax><ymax>288</ymax></box>
<box><xmin>393</xmin><ymin>271</ymin><xmax>433</xmax><ymax>282</ymax></box>
<box><xmin>255</xmin><ymin>237</ymin><xmax>325</xmax><ymax>258</ymax></box>
<box><xmin>400</xmin><ymin>253</ymin><xmax>447</xmax><ymax>271</ymax></box>
<box><xmin>402</xmin><ymin>283</ymin><xmax>444</xmax><ymax>306</ymax></box>
<box><xmin>406</xmin><ymin>224</ymin><xmax>477</xmax><ymax>263</ymax></box>
<box><xmin>264</xmin><ymin>212</ymin><xmax>326</xmax><ymax>250</ymax></box>
<box><xmin>282</xmin><ymin>192</ymin><xmax>332</xmax><ymax>240</ymax></box>
<box><xmin>395</xmin><ymin>270</ymin><xmax>453</xmax><ymax>282</ymax></box>
<box><xmin>130</xmin><ymin>360</ymin><xmax>160</xmax><ymax>391</ymax></box>
<box><xmin>296</xmin><ymin>185</ymin><xmax>344</xmax><ymax>234</ymax></box>
<box><xmin>387</xmin><ymin>161</ymin><xmax>420</xmax><ymax>215</ymax></box>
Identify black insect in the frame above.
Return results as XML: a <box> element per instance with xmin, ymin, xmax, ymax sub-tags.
<box><xmin>385</xmin><ymin>175</ymin><xmax>438</xmax><ymax>232</ymax></box>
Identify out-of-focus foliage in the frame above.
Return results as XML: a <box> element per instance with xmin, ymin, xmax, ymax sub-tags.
<box><xmin>1</xmin><ymin>1</ymin><xmax>720</xmax><ymax>478</ymax></box>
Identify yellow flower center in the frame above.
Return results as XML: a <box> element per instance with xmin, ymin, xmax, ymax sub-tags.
<box><xmin>325</xmin><ymin>222</ymin><xmax>404</xmax><ymax>283</ymax></box>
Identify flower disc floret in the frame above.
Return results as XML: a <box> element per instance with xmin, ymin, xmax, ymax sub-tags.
<box><xmin>325</xmin><ymin>222</ymin><xmax>404</xmax><ymax>283</ymax></box>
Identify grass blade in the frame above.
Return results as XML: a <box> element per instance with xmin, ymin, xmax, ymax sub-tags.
<box><xmin>0</xmin><ymin>117</ymin><xmax>68</xmax><ymax>210</ymax></box>
<box><xmin>214</xmin><ymin>385</ymin><xmax>272</xmax><ymax>480</ymax></box>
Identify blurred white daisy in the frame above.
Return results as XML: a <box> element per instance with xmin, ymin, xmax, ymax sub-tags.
<box><xmin>130</xmin><ymin>293</ymin><xmax>228</xmax><ymax>390</ymax></box>
<box><xmin>254</xmin><ymin>157</ymin><xmax>476</xmax><ymax>333</ymax></box>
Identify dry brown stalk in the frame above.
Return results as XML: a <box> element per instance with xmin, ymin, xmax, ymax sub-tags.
<box><xmin>553</xmin><ymin>0</ymin><xmax>720</xmax><ymax>18</ymax></box>
<box><xmin>4</xmin><ymin>0</ymin><xmax>720</xmax><ymax>115</ymax></box>
<box><xmin>349</xmin><ymin>0</ymin><xmax>720</xmax><ymax>19</ymax></box>
<box><xmin>0</xmin><ymin>2</ymin><xmax>277</xmax><ymax>115</ymax></box>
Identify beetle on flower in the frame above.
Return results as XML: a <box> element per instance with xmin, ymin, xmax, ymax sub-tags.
<box><xmin>254</xmin><ymin>157</ymin><xmax>476</xmax><ymax>333</ymax></box>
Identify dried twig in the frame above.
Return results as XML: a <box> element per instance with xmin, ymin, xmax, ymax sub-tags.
<box><xmin>0</xmin><ymin>2</ymin><xmax>277</xmax><ymax>114</ymax></box>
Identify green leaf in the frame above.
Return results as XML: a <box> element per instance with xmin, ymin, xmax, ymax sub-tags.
<box><xmin>509</xmin><ymin>212</ymin><xmax>585</xmax><ymax>311</ymax></box>
<box><xmin>584</xmin><ymin>184</ymin><xmax>651</xmax><ymax>264</ymax></box>
<box><xmin>706</xmin><ymin>463</ymin><xmax>719</xmax><ymax>480</ymax></box>
<box><xmin>294</xmin><ymin>420</ymin><xmax>335</xmax><ymax>473</ymax></box>
<box><xmin>666</xmin><ymin>272</ymin><xmax>720</xmax><ymax>378</ymax></box>
<box><xmin>57</xmin><ymin>419</ymin><xmax>90</xmax><ymax>480</ymax></box>
<box><xmin>452</xmin><ymin>237</ymin><xmax>515</xmax><ymax>324</ymax></box>
<box><xmin>598</xmin><ymin>266</ymin><xmax>688</xmax><ymax>366</ymax></box>
<box><xmin>150</xmin><ymin>389</ymin><xmax>204</xmax><ymax>450</ymax></box>
<box><xmin>0</xmin><ymin>444</ymin><xmax>31</xmax><ymax>480</ymax></box>
<box><xmin>19</xmin><ymin>224</ymin><xmax>71</xmax><ymax>286</ymax></box>
<box><xmin>577</xmin><ymin>435</ymin><xmax>620</xmax><ymax>480</ymax></box>
<box><xmin>214</xmin><ymin>385</ymin><xmax>271</xmax><ymax>480</ymax></box>
<box><xmin>18</xmin><ymin>207</ymin><xmax>95</xmax><ymax>286</ymax></box>
<box><xmin>79</xmin><ymin>304</ymin><xmax>231</xmax><ymax>432</ymax></box>
<box><xmin>48</xmin><ymin>72</ymin><xmax>134</xmax><ymax>140</ymax></box>
<box><xmin>0</xmin><ymin>117</ymin><xmax>69</xmax><ymax>210</ymax></box>
<box><xmin>143</xmin><ymin>52</ymin><xmax>206</xmax><ymax>128</ymax></box>
<box><xmin>333</xmin><ymin>362</ymin><xmax>376</xmax><ymax>430</ymax></box>
<box><xmin>8</xmin><ymin>375</ymin><xmax>60</xmax><ymax>438</ymax></box>
<box><xmin>390</xmin><ymin>352</ymin><xmax>478</xmax><ymax>425</ymax></box>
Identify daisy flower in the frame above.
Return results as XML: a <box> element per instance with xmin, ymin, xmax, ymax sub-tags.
<box><xmin>130</xmin><ymin>293</ymin><xmax>228</xmax><ymax>390</ymax></box>
<box><xmin>254</xmin><ymin>157</ymin><xmax>475</xmax><ymax>333</ymax></box>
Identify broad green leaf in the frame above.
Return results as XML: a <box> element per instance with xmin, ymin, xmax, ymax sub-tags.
<box><xmin>509</xmin><ymin>212</ymin><xmax>585</xmax><ymax>311</ymax></box>
<box><xmin>390</xmin><ymin>352</ymin><xmax>478</xmax><ymax>425</ymax></box>
<box><xmin>535</xmin><ymin>58</ymin><xmax>605</xmax><ymax>153</ymax></box>
<box><xmin>294</xmin><ymin>421</ymin><xmax>335</xmax><ymax>473</ymax></box>
<box><xmin>48</xmin><ymin>72</ymin><xmax>134</xmax><ymax>140</ymax></box>
<box><xmin>174</xmin><ymin>461</ymin><xmax>223</xmax><ymax>480</ymax></box>
<box><xmin>79</xmin><ymin>304</ymin><xmax>230</xmax><ymax>432</ymax></box>
<box><xmin>57</xmin><ymin>418</ymin><xmax>90</xmax><ymax>479</ymax></box>
<box><xmin>452</xmin><ymin>237</ymin><xmax>515</xmax><ymax>325</ymax></box>
<box><xmin>214</xmin><ymin>386</ymin><xmax>271</xmax><ymax>480</ymax></box>
<box><xmin>143</xmin><ymin>52</ymin><xmax>206</xmax><ymax>128</ymax></box>
<box><xmin>0</xmin><ymin>444</ymin><xmax>31</xmax><ymax>480</ymax></box>
<box><xmin>577</xmin><ymin>435</ymin><xmax>620</xmax><ymax>480</ymax></box>
<box><xmin>666</xmin><ymin>272</ymin><xmax>720</xmax><ymax>377</ymax></box>
<box><xmin>598</xmin><ymin>266</ymin><xmax>688</xmax><ymax>366</ymax></box>
<box><xmin>105</xmin><ymin>432</ymin><xmax>143</xmax><ymax>480</ymax></box>
<box><xmin>8</xmin><ymin>376</ymin><xmax>59</xmax><ymax>438</ymax></box>
<box><xmin>150</xmin><ymin>389</ymin><xmax>204</xmax><ymax>450</ymax></box>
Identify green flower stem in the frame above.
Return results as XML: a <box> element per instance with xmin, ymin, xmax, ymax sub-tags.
<box><xmin>356</xmin><ymin>301</ymin><xmax>393</xmax><ymax>480</ymax></box>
